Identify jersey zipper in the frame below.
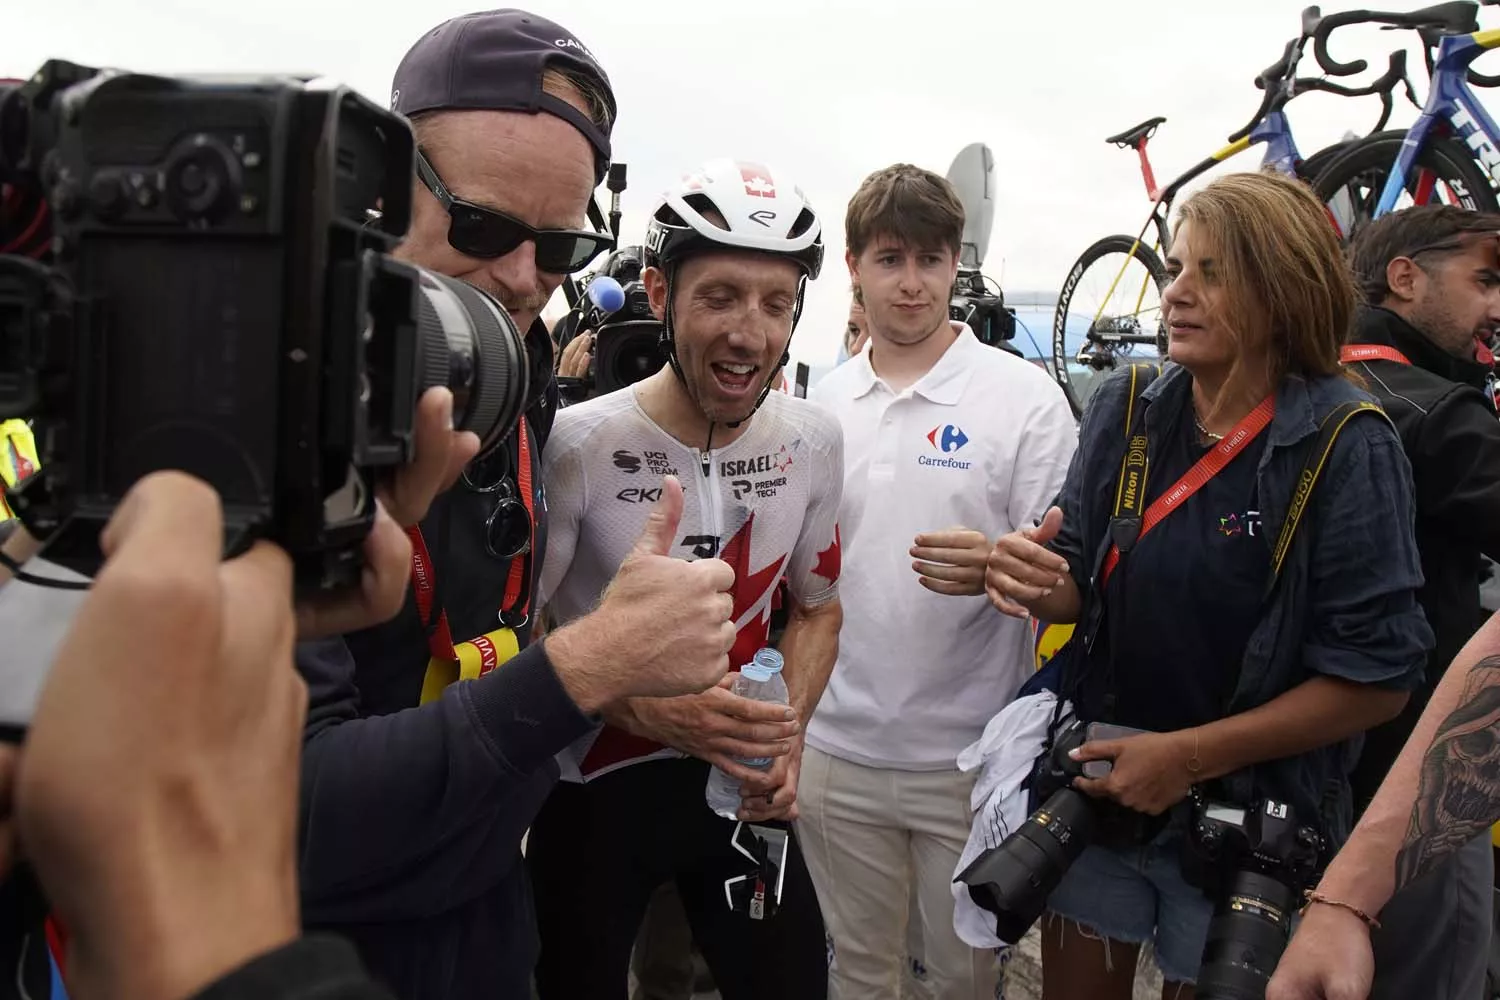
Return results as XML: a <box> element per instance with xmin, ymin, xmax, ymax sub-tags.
<box><xmin>700</xmin><ymin>446</ymin><xmax>725</xmax><ymax>553</ymax></box>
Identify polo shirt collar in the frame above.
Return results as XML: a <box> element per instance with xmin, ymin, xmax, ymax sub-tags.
<box><xmin>853</xmin><ymin>322</ymin><xmax>979</xmax><ymax>404</ymax></box>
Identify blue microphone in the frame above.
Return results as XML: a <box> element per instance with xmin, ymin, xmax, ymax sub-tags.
<box><xmin>586</xmin><ymin>275</ymin><xmax>625</xmax><ymax>314</ymax></box>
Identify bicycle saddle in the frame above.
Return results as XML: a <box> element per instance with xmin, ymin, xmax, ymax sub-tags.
<box><xmin>1105</xmin><ymin>117</ymin><xmax>1167</xmax><ymax>149</ymax></box>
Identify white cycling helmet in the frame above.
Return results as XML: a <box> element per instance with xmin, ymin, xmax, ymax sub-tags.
<box><xmin>643</xmin><ymin>158</ymin><xmax>824</xmax><ymax>279</ymax></box>
<box><xmin>643</xmin><ymin>159</ymin><xmax>823</xmax><ymax>425</ymax></box>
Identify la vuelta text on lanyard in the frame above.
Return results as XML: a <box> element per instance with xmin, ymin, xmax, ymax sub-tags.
<box><xmin>406</xmin><ymin>421</ymin><xmax>535</xmax><ymax>668</ymax></box>
<box><xmin>1099</xmin><ymin>396</ymin><xmax>1275</xmax><ymax>587</ymax></box>
<box><xmin>1340</xmin><ymin>344</ymin><xmax>1412</xmax><ymax>366</ymax></box>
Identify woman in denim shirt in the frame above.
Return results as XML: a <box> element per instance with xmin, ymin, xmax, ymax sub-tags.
<box><xmin>984</xmin><ymin>172</ymin><xmax>1431</xmax><ymax>999</ymax></box>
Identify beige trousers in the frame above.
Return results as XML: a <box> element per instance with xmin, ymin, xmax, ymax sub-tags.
<box><xmin>798</xmin><ymin>745</ymin><xmax>1003</xmax><ymax>1000</ymax></box>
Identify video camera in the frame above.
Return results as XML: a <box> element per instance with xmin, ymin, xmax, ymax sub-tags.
<box><xmin>949</xmin><ymin>268</ymin><xmax>1017</xmax><ymax>350</ymax></box>
<box><xmin>944</xmin><ymin>142</ymin><xmax>1020</xmax><ymax>356</ymax></box>
<box><xmin>558</xmin><ymin>244</ymin><xmax>665</xmax><ymax>401</ymax></box>
<box><xmin>0</xmin><ymin>60</ymin><xmax>531</xmax><ymax>592</ymax></box>
<box><xmin>1182</xmin><ymin>791</ymin><xmax>1323</xmax><ymax>1000</ymax></box>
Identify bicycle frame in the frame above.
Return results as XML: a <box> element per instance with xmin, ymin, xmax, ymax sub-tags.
<box><xmin>1374</xmin><ymin>28</ymin><xmax>1500</xmax><ymax>216</ymax></box>
<box><xmin>1099</xmin><ymin>115</ymin><xmax>1303</xmax><ymax>322</ymax></box>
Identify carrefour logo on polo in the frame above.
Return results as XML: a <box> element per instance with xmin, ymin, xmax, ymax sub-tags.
<box><xmin>919</xmin><ymin>424</ymin><xmax>972</xmax><ymax>470</ymax></box>
<box><xmin>927</xmin><ymin>424</ymin><xmax>968</xmax><ymax>453</ymax></box>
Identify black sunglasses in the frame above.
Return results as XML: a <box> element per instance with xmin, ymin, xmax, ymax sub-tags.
<box><xmin>462</xmin><ymin>460</ymin><xmax>533</xmax><ymax>561</ymax></box>
<box><xmin>415</xmin><ymin>148</ymin><xmax>613</xmax><ymax>274</ymax></box>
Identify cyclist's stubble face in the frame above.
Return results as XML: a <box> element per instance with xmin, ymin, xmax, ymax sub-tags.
<box><xmin>646</xmin><ymin>252</ymin><xmax>801</xmax><ymax>425</ymax></box>
<box><xmin>849</xmin><ymin>238</ymin><xmax>957</xmax><ymax>347</ymax></box>
<box><xmin>1402</xmin><ymin>238</ymin><xmax>1500</xmax><ymax>361</ymax></box>
<box><xmin>395</xmin><ymin>106</ymin><xmax>596</xmax><ymax>335</ymax></box>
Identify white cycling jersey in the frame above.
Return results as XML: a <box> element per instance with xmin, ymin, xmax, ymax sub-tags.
<box><xmin>538</xmin><ymin>386</ymin><xmax>843</xmax><ymax>781</ymax></box>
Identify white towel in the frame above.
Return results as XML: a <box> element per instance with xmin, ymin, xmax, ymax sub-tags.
<box><xmin>951</xmin><ymin>690</ymin><xmax>1071</xmax><ymax>949</ymax></box>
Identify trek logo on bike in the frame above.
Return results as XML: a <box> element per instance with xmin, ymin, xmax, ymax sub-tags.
<box><xmin>1451</xmin><ymin>101</ymin><xmax>1500</xmax><ymax>184</ymax></box>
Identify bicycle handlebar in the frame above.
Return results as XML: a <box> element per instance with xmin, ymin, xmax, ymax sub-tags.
<box><xmin>1313</xmin><ymin>1</ymin><xmax>1479</xmax><ymax>76</ymax></box>
<box><xmin>1301</xmin><ymin>48</ymin><xmax>1410</xmax><ymax>97</ymax></box>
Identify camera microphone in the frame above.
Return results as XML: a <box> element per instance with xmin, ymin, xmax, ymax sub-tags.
<box><xmin>587</xmin><ymin>275</ymin><xmax>626</xmax><ymax>314</ymax></box>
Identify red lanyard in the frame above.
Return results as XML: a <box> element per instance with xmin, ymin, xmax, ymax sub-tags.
<box><xmin>1340</xmin><ymin>344</ymin><xmax>1412</xmax><ymax>366</ymax></box>
<box><xmin>1100</xmin><ymin>396</ymin><xmax>1275</xmax><ymax>586</ymax></box>
<box><xmin>407</xmin><ymin>421</ymin><xmax>535</xmax><ymax>662</ymax></box>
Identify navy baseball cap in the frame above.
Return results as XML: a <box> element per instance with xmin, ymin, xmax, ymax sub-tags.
<box><xmin>390</xmin><ymin>9</ymin><xmax>616</xmax><ymax>182</ymax></box>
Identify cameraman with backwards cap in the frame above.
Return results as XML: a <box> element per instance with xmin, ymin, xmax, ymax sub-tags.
<box><xmin>294</xmin><ymin>12</ymin><xmax>741</xmax><ymax>1000</ymax></box>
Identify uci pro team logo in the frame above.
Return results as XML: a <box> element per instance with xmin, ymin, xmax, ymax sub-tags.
<box><xmin>918</xmin><ymin>424</ymin><xmax>973</xmax><ymax>470</ymax></box>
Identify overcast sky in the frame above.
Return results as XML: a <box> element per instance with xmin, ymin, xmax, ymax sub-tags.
<box><xmin>10</xmin><ymin>0</ymin><xmax>1492</xmax><ymax>368</ymax></box>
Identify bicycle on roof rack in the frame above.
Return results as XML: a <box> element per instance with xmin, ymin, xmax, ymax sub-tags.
<box><xmin>1050</xmin><ymin>12</ymin><xmax>1417</xmax><ymax>417</ymax></box>
<box><xmin>1308</xmin><ymin>0</ymin><xmax>1500</xmax><ymax>242</ymax></box>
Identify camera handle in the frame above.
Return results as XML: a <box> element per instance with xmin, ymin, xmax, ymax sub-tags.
<box><xmin>606</xmin><ymin>163</ymin><xmax>627</xmax><ymax>241</ymax></box>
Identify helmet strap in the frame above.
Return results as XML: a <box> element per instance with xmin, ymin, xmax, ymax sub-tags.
<box><xmin>659</xmin><ymin>264</ymin><xmax>689</xmax><ymax>386</ymax></box>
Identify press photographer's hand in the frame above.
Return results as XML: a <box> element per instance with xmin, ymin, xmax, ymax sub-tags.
<box><xmin>985</xmin><ymin>506</ymin><xmax>1072</xmax><ymax>618</ymax></box>
<box><xmin>1070</xmin><ymin>730</ymin><xmax>1197</xmax><ymax>815</ymax></box>
<box><xmin>296</xmin><ymin>386</ymin><xmax>479</xmax><ymax>640</ymax></box>
<box><xmin>1265</xmin><ymin>900</ymin><xmax>1375</xmax><ymax>1000</ymax></box>
<box><xmin>911</xmin><ymin>528</ymin><xmax>990</xmax><ymax>596</ymax></box>
<box><xmin>16</xmin><ymin>471</ymin><xmax>304</xmax><ymax>1000</ymax></box>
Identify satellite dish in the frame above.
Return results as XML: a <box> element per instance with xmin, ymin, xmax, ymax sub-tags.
<box><xmin>945</xmin><ymin>143</ymin><xmax>995</xmax><ymax>271</ymax></box>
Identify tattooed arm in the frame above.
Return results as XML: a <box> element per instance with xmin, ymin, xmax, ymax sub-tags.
<box><xmin>1267</xmin><ymin>614</ymin><xmax>1500</xmax><ymax>1000</ymax></box>
<box><xmin>1305</xmin><ymin>610</ymin><xmax>1500</xmax><ymax>919</ymax></box>
<box><xmin>1391</xmin><ymin>653</ymin><xmax>1500</xmax><ymax>885</ymax></box>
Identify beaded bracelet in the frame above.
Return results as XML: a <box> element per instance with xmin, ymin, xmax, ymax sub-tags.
<box><xmin>1301</xmin><ymin>890</ymin><xmax>1382</xmax><ymax>929</ymax></box>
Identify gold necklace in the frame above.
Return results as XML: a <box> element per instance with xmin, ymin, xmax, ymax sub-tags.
<box><xmin>1193</xmin><ymin>414</ymin><xmax>1224</xmax><ymax>442</ymax></box>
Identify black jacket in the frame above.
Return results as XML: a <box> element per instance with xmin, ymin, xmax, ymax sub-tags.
<box><xmin>191</xmin><ymin>937</ymin><xmax>393</xmax><ymax>1000</ymax></box>
<box><xmin>1346</xmin><ymin>305</ymin><xmax>1500</xmax><ymax>810</ymax></box>
<box><xmin>295</xmin><ymin>368</ymin><xmax>597</xmax><ymax>1000</ymax></box>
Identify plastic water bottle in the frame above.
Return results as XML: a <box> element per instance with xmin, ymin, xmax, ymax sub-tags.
<box><xmin>705</xmin><ymin>647</ymin><xmax>790</xmax><ymax>819</ymax></box>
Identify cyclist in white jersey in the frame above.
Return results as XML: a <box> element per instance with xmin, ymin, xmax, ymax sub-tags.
<box><xmin>528</xmin><ymin>159</ymin><xmax>844</xmax><ymax>1000</ymax></box>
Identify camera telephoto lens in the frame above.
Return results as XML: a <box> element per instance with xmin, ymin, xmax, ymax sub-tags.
<box><xmin>954</xmin><ymin>787</ymin><xmax>1098</xmax><ymax>944</ymax></box>
<box><xmin>1195</xmin><ymin>869</ymin><xmax>1299</xmax><ymax>1000</ymax></box>
<box><xmin>411</xmin><ymin>268</ymin><xmax>529</xmax><ymax>460</ymax></box>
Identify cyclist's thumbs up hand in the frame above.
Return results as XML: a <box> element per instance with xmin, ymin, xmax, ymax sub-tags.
<box><xmin>546</xmin><ymin>475</ymin><xmax>736</xmax><ymax>710</ymax></box>
<box><xmin>628</xmin><ymin>475</ymin><xmax>685</xmax><ymax>560</ymax></box>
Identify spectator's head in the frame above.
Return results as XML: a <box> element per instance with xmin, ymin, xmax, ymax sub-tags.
<box><xmin>390</xmin><ymin>9</ymin><xmax>617</xmax><ymax>334</ymax></box>
<box><xmin>845</xmin><ymin>296</ymin><xmax>869</xmax><ymax>357</ymax></box>
<box><xmin>844</xmin><ymin>164</ymin><xmax>963</xmax><ymax>349</ymax></box>
<box><xmin>1349</xmin><ymin>204</ymin><xmax>1500</xmax><ymax>361</ymax></box>
<box><xmin>641</xmin><ymin>159</ymin><xmax>823</xmax><ymax>425</ymax></box>
<box><xmin>1165</xmin><ymin>171</ymin><xmax>1353</xmax><ymax>400</ymax></box>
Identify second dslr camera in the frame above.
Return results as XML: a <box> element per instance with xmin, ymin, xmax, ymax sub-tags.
<box><xmin>955</xmin><ymin>718</ymin><xmax>1324</xmax><ymax>999</ymax></box>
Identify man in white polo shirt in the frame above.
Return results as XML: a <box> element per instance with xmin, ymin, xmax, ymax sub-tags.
<box><xmin>801</xmin><ymin>163</ymin><xmax>1076</xmax><ymax>1000</ymax></box>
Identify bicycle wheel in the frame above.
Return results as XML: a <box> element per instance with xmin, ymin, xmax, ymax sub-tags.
<box><xmin>1051</xmin><ymin>234</ymin><xmax>1169</xmax><ymax>417</ymax></box>
<box><xmin>1310</xmin><ymin>131</ymin><xmax>1498</xmax><ymax>243</ymax></box>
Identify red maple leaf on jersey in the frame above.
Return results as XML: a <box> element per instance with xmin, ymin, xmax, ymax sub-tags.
<box><xmin>719</xmin><ymin>513</ymin><xmax>788</xmax><ymax>667</ymax></box>
<box><xmin>813</xmin><ymin>525</ymin><xmax>841</xmax><ymax>583</ymax></box>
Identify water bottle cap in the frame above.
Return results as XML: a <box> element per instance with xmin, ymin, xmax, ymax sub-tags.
<box><xmin>741</xmin><ymin>647</ymin><xmax>784</xmax><ymax>681</ymax></box>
